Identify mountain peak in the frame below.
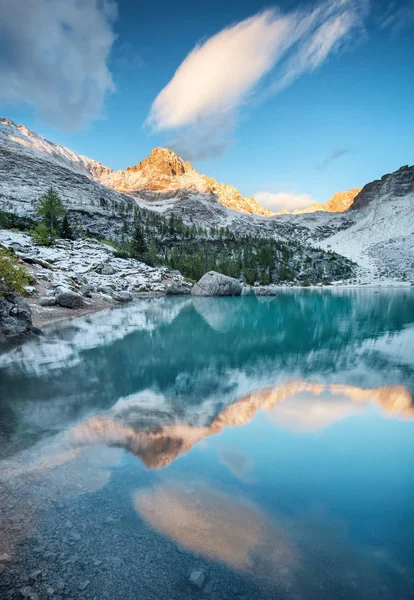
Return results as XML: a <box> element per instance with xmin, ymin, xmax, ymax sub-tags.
<box><xmin>126</xmin><ymin>146</ymin><xmax>192</xmax><ymax>178</ymax></box>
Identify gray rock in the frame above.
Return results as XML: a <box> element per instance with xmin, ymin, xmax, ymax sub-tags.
<box><xmin>0</xmin><ymin>553</ymin><xmax>12</xmax><ymax>564</ymax></box>
<box><xmin>55</xmin><ymin>291</ymin><xmax>84</xmax><ymax>309</ymax></box>
<box><xmin>39</xmin><ymin>296</ymin><xmax>56</xmax><ymax>306</ymax></box>
<box><xmin>97</xmin><ymin>285</ymin><xmax>114</xmax><ymax>296</ymax></box>
<box><xmin>189</xmin><ymin>570</ymin><xmax>206</xmax><ymax>589</ymax></box>
<box><xmin>78</xmin><ymin>580</ymin><xmax>90</xmax><ymax>591</ymax></box>
<box><xmin>79</xmin><ymin>284</ymin><xmax>93</xmax><ymax>297</ymax></box>
<box><xmin>112</xmin><ymin>291</ymin><xmax>133</xmax><ymax>302</ymax></box>
<box><xmin>0</xmin><ymin>293</ymin><xmax>40</xmax><ymax>345</ymax></box>
<box><xmin>101</xmin><ymin>263</ymin><xmax>116</xmax><ymax>275</ymax></box>
<box><xmin>165</xmin><ymin>281</ymin><xmax>191</xmax><ymax>295</ymax></box>
<box><xmin>100</xmin><ymin>293</ymin><xmax>113</xmax><ymax>302</ymax></box>
<box><xmin>191</xmin><ymin>271</ymin><xmax>242</xmax><ymax>297</ymax></box>
<box><xmin>29</xmin><ymin>569</ymin><xmax>42</xmax><ymax>580</ymax></box>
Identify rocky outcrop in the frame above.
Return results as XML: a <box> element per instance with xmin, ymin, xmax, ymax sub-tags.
<box><xmin>0</xmin><ymin>230</ymin><xmax>192</xmax><ymax>319</ymax></box>
<box><xmin>191</xmin><ymin>271</ymin><xmax>242</xmax><ymax>297</ymax></box>
<box><xmin>350</xmin><ymin>165</ymin><xmax>414</xmax><ymax>211</ymax></box>
<box><xmin>0</xmin><ymin>289</ymin><xmax>40</xmax><ymax>346</ymax></box>
<box><xmin>278</xmin><ymin>188</ymin><xmax>361</xmax><ymax>215</ymax></box>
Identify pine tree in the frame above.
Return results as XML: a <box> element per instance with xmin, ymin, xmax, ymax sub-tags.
<box><xmin>60</xmin><ymin>212</ymin><xmax>74</xmax><ymax>240</ymax></box>
<box><xmin>130</xmin><ymin>218</ymin><xmax>148</xmax><ymax>259</ymax></box>
<box><xmin>36</xmin><ymin>188</ymin><xmax>65</xmax><ymax>231</ymax></box>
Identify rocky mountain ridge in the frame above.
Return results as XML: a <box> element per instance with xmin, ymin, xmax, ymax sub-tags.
<box><xmin>1</xmin><ymin>117</ymin><xmax>413</xmax><ymax>283</ymax></box>
<box><xmin>0</xmin><ymin>119</ymin><xmax>271</xmax><ymax>217</ymax></box>
<box><xmin>277</xmin><ymin>188</ymin><xmax>361</xmax><ymax>215</ymax></box>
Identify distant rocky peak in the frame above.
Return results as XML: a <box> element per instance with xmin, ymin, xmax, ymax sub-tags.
<box><xmin>350</xmin><ymin>164</ymin><xmax>414</xmax><ymax>210</ymax></box>
<box><xmin>126</xmin><ymin>147</ymin><xmax>193</xmax><ymax>178</ymax></box>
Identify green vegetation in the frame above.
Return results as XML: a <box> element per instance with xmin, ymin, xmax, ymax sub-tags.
<box><xmin>33</xmin><ymin>187</ymin><xmax>74</xmax><ymax>245</ymax></box>
<box><xmin>0</xmin><ymin>248</ymin><xmax>32</xmax><ymax>296</ymax></box>
<box><xmin>36</xmin><ymin>188</ymin><xmax>65</xmax><ymax>231</ymax></box>
<box><xmin>0</xmin><ymin>190</ymin><xmax>355</xmax><ymax>284</ymax></box>
<box><xmin>32</xmin><ymin>223</ymin><xmax>57</xmax><ymax>246</ymax></box>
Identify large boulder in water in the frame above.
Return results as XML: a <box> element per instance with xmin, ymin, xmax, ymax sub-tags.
<box><xmin>191</xmin><ymin>271</ymin><xmax>242</xmax><ymax>297</ymax></box>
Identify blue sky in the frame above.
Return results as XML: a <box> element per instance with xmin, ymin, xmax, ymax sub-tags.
<box><xmin>0</xmin><ymin>0</ymin><xmax>413</xmax><ymax>211</ymax></box>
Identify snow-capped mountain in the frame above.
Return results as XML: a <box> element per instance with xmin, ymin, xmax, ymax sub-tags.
<box><xmin>0</xmin><ymin>118</ymin><xmax>270</xmax><ymax>217</ymax></box>
<box><xmin>0</xmin><ymin>117</ymin><xmax>413</xmax><ymax>283</ymax></box>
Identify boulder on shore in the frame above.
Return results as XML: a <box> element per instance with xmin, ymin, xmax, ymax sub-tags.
<box><xmin>191</xmin><ymin>271</ymin><xmax>242</xmax><ymax>297</ymax></box>
<box><xmin>55</xmin><ymin>290</ymin><xmax>85</xmax><ymax>309</ymax></box>
<box><xmin>0</xmin><ymin>290</ymin><xmax>41</xmax><ymax>346</ymax></box>
<box><xmin>165</xmin><ymin>281</ymin><xmax>191</xmax><ymax>295</ymax></box>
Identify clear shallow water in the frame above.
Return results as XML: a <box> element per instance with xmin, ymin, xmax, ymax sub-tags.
<box><xmin>0</xmin><ymin>289</ymin><xmax>414</xmax><ymax>600</ymax></box>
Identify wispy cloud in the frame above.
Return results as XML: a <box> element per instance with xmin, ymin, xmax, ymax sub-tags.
<box><xmin>0</xmin><ymin>0</ymin><xmax>117</xmax><ymax>130</ymax></box>
<box><xmin>379</xmin><ymin>1</ymin><xmax>414</xmax><ymax>33</ymax></box>
<box><xmin>147</xmin><ymin>0</ymin><xmax>369</xmax><ymax>160</ymax></box>
<box><xmin>316</xmin><ymin>148</ymin><xmax>349</xmax><ymax>170</ymax></box>
<box><xmin>254</xmin><ymin>191</ymin><xmax>313</xmax><ymax>212</ymax></box>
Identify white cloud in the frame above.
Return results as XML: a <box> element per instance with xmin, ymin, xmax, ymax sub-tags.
<box><xmin>255</xmin><ymin>191</ymin><xmax>313</xmax><ymax>212</ymax></box>
<box><xmin>0</xmin><ymin>0</ymin><xmax>118</xmax><ymax>130</ymax></box>
<box><xmin>147</xmin><ymin>0</ymin><xmax>368</xmax><ymax>159</ymax></box>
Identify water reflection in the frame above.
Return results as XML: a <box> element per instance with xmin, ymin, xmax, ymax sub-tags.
<box><xmin>70</xmin><ymin>380</ymin><xmax>413</xmax><ymax>469</ymax></box>
<box><xmin>0</xmin><ymin>290</ymin><xmax>413</xmax><ymax>600</ymax></box>
<box><xmin>1</xmin><ymin>290</ymin><xmax>414</xmax><ymax>460</ymax></box>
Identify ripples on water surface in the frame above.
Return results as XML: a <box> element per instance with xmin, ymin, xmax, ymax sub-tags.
<box><xmin>0</xmin><ymin>289</ymin><xmax>413</xmax><ymax>600</ymax></box>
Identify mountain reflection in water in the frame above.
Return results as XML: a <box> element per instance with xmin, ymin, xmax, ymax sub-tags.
<box><xmin>71</xmin><ymin>380</ymin><xmax>413</xmax><ymax>469</ymax></box>
<box><xmin>1</xmin><ymin>290</ymin><xmax>414</xmax><ymax>600</ymax></box>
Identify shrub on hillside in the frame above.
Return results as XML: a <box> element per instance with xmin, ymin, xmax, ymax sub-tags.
<box><xmin>32</xmin><ymin>224</ymin><xmax>57</xmax><ymax>247</ymax></box>
<box><xmin>0</xmin><ymin>248</ymin><xmax>31</xmax><ymax>296</ymax></box>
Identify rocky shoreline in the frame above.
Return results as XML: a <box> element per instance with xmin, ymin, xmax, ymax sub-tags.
<box><xmin>0</xmin><ymin>229</ymin><xmax>192</xmax><ymax>343</ymax></box>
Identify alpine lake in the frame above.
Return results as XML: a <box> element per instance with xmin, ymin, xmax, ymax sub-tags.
<box><xmin>1</xmin><ymin>288</ymin><xmax>413</xmax><ymax>600</ymax></box>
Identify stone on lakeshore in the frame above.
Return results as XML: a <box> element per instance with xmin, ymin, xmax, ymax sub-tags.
<box><xmin>79</xmin><ymin>284</ymin><xmax>93</xmax><ymax>297</ymax></box>
<box><xmin>55</xmin><ymin>291</ymin><xmax>84</xmax><ymax>309</ymax></box>
<box><xmin>112</xmin><ymin>291</ymin><xmax>133</xmax><ymax>302</ymax></box>
<box><xmin>191</xmin><ymin>271</ymin><xmax>242</xmax><ymax>297</ymax></box>
<box><xmin>0</xmin><ymin>293</ymin><xmax>40</xmax><ymax>345</ymax></box>
<box><xmin>39</xmin><ymin>297</ymin><xmax>56</xmax><ymax>306</ymax></box>
<box><xmin>165</xmin><ymin>281</ymin><xmax>191</xmax><ymax>295</ymax></box>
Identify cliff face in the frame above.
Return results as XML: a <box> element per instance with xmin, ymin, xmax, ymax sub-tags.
<box><xmin>350</xmin><ymin>165</ymin><xmax>414</xmax><ymax>210</ymax></box>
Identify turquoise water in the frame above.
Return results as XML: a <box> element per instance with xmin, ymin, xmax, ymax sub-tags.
<box><xmin>0</xmin><ymin>289</ymin><xmax>413</xmax><ymax>600</ymax></box>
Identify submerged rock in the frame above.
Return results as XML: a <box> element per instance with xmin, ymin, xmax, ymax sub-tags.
<box><xmin>189</xmin><ymin>569</ymin><xmax>206</xmax><ymax>589</ymax></box>
<box><xmin>191</xmin><ymin>271</ymin><xmax>242</xmax><ymax>297</ymax></box>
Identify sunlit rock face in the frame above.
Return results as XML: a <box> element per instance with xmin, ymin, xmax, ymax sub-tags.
<box><xmin>101</xmin><ymin>146</ymin><xmax>273</xmax><ymax>216</ymax></box>
<box><xmin>278</xmin><ymin>189</ymin><xmax>361</xmax><ymax>215</ymax></box>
